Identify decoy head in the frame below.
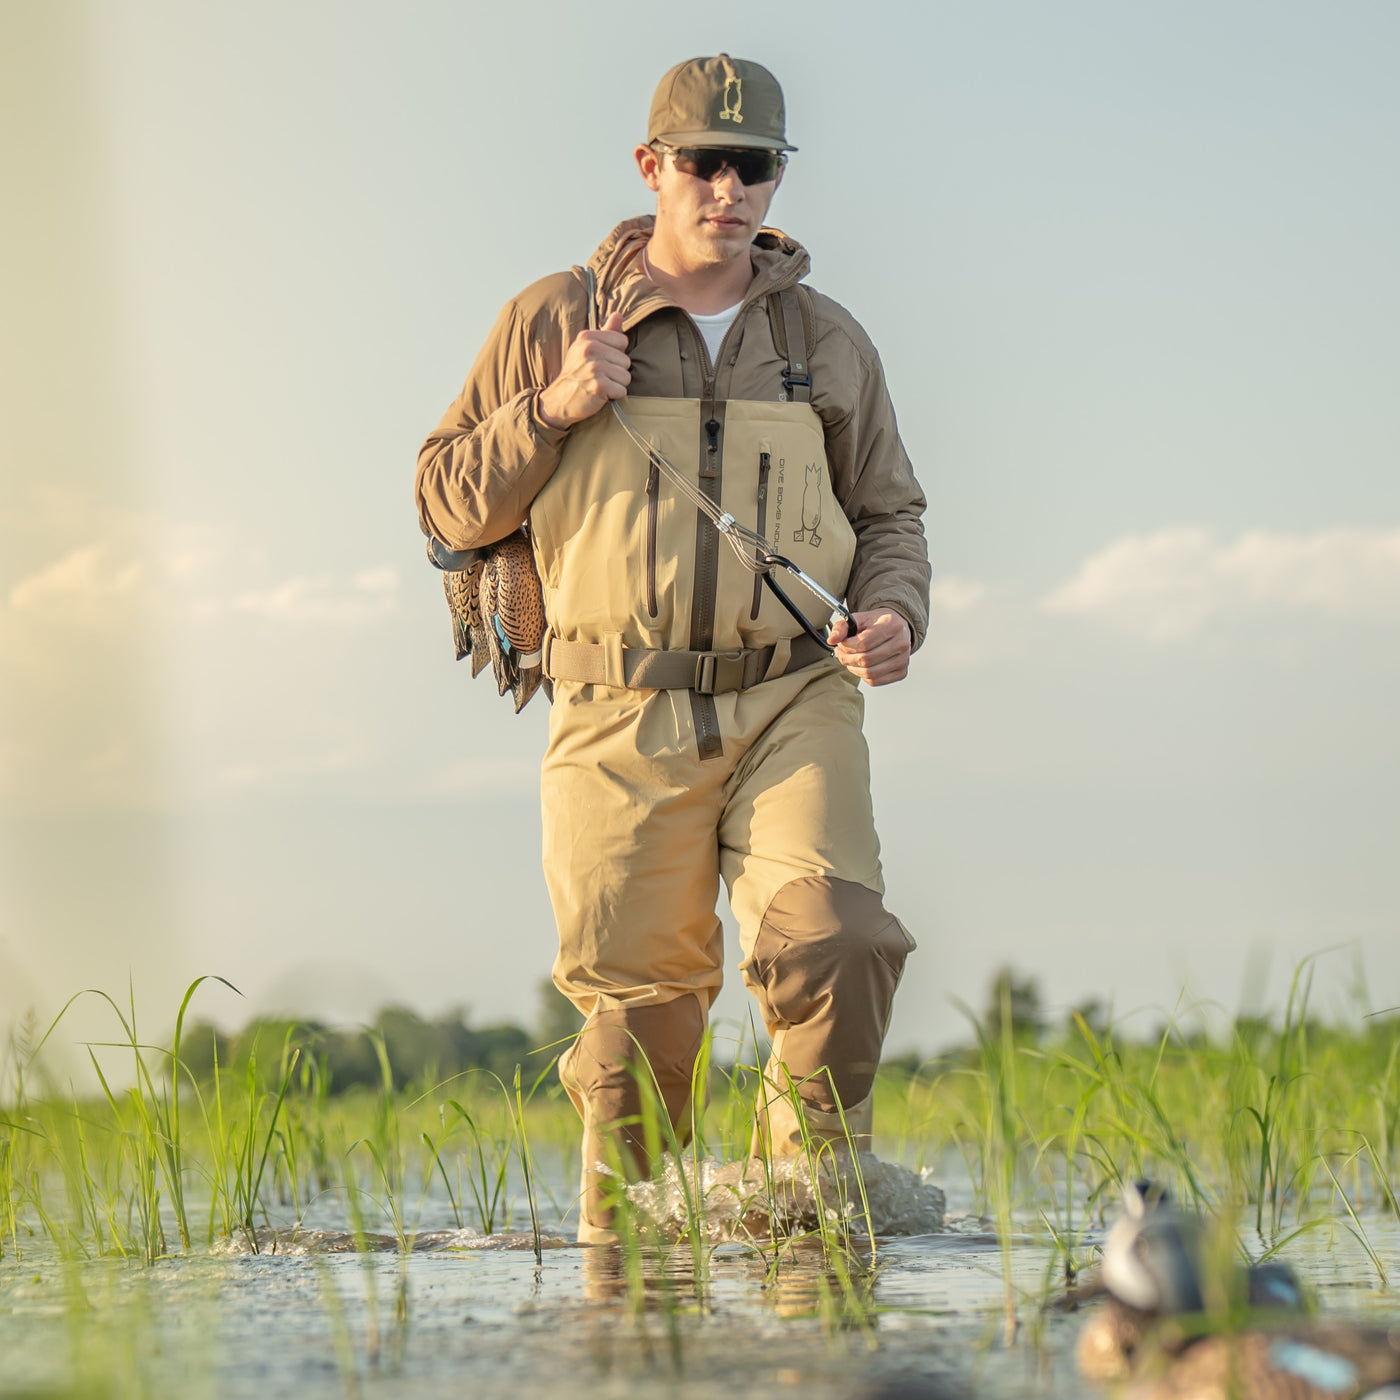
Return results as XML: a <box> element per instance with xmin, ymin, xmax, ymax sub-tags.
<box><xmin>1100</xmin><ymin>1180</ymin><xmax>1206</xmax><ymax>1316</ymax></box>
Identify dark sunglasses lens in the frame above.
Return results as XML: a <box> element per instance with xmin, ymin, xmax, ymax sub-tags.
<box><xmin>674</xmin><ymin>148</ymin><xmax>783</xmax><ymax>185</ymax></box>
<box><xmin>734</xmin><ymin>150</ymin><xmax>783</xmax><ymax>183</ymax></box>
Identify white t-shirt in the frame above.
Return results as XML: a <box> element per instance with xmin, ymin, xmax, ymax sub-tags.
<box><xmin>689</xmin><ymin>303</ymin><xmax>743</xmax><ymax>363</ymax></box>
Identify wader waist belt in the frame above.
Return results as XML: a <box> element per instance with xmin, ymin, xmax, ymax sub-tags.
<box><xmin>543</xmin><ymin>632</ymin><xmax>829</xmax><ymax>695</ymax></box>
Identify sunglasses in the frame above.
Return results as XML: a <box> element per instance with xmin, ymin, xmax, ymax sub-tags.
<box><xmin>655</xmin><ymin>144</ymin><xmax>787</xmax><ymax>186</ymax></box>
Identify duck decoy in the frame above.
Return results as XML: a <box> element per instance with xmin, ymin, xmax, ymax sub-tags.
<box><xmin>1077</xmin><ymin>1181</ymin><xmax>1400</xmax><ymax>1398</ymax></box>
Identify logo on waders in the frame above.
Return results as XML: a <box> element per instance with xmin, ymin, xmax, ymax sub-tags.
<box><xmin>791</xmin><ymin>463</ymin><xmax>823</xmax><ymax>548</ymax></box>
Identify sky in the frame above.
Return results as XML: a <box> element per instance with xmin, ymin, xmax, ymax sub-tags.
<box><xmin>3</xmin><ymin>1</ymin><xmax>1398</xmax><ymax>1076</ymax></box>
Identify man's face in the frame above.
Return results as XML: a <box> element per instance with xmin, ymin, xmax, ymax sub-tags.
<box><xmin>635</xmin><ymin>144</ymin><xmax>784</xmax><ymax>267</ymax></box>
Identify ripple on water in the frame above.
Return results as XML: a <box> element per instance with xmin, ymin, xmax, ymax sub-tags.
<box><xmin>209</xmin><ymin>1226</ymin><xmax>572</xmax><ymax>1255</ymax></box>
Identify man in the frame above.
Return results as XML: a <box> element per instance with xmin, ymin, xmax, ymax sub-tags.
<box><xmin>416</xmin><ymin>54</ymin><xmax>929</xmax><ymax>1243</ymax></box>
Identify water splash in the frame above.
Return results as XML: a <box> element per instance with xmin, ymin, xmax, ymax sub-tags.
<box><xmin>625</xmin><ymin>1151</ymin><xmax>946</xmax><ymax>1242</ymax></box>
<box><xmin>210</xmin><ymin>1227</ymin><xmax>571</xmax><ymax>1255</ymax></box>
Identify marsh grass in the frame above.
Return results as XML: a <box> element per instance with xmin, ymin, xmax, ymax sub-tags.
<box><xmin>2</xmin><ymin>966</ymin><xmax>1398</xmax><ymax>1365</ymax></box>
<box><xmin>0</xmin><ymin>981</ymin><xmax>572</xmax><ymax>1270</ymax></box>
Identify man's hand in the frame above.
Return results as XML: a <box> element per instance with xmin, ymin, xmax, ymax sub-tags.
<box><xmin>537</xmin><ymin>311</ymin><xmax>630</xmax><ymax>429</ymax></box>
<box><xmin>827</xmin><ymin>610</ymin><xmax>912</xmax><ymax>686</ymax></box>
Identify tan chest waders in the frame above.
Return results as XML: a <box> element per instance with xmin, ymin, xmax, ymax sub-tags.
<box><xmin>521</xmin><ymin>276</ymin><xmax>913</xmax><ymax>1243</ymax></box>
<box><xmin>428</xmin><ymin>282</ymin><xmax>860</xmax><ymax>725</ymax></box>
<box><xmin>531</xmin><ymin>396</ymin><xmax>855</xmax><ymax>719</ymax></box>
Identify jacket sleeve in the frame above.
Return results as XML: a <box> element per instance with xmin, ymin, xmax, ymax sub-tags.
<box><xmin>415</xmin><ymin>297</ymin><xmax>571</xmax><ymax>550</ymax></box>
<box><xmin>824</xmin><ymin>339</ymin><xmax>931</xmax><ymax>650</ymax></box>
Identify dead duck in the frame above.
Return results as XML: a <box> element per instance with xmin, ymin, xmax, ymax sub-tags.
<box><xmin>1077</xmin><ymin>1182</ymin><xmax>1400</xmax><ymax>1398</ymax></box>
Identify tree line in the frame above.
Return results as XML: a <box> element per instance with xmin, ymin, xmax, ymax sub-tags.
<box><xmin>176</xmin><ymin>966</ymin><xmax>1385</xmax><ymax>1096</ymax></box>
<box><xmin>178</xmin><ymin>979</ymin><xmax>583</xmax><ymax>1094</ymax></box>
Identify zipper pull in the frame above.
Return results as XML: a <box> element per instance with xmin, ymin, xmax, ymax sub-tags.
<box><xmin>701</xmin><ymin>417</ymin><xmax>721</xmax><ymax>480</ymax></box>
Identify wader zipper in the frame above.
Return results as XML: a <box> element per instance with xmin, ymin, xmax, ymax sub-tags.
<box><xmin>750</xmin><ymin>451</ymin><xmax>771</xmax><ymax>621</ymax></box>
<box><xmin>686</xmin><ymin>310</ymin><xmax>745</xmax><ymax>762</ymax></box>
<box><xmin>645</xmin><ymin>457</ymin><xmax>659</xmax><ymax>618</ymax></box>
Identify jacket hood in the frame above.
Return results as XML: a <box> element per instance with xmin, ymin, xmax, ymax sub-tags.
<box><xmin>585</xmin><ymin>216</ymin><xmax>811</xmax><ymax>331</ymax></box>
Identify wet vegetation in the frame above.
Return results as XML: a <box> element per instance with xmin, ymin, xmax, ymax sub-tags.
<box><xmin>1</xmin><ymin>959</ymin><xmax>1397</xmax><ymax>1395</ymax></box>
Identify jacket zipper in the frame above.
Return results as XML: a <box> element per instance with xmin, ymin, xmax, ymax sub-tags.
<box><xmin>750</xmin><ymin>450</ymin><xmax>771</xmax><ymax>620</ymax></box>
<box><xmin>645</xmin><ymin>456</ymin><xmax>659</xmax><ymax>618</ymax></box>
<box><xmin>692</xmin><ymin>303</ymin><xmax>746</xmax><ymax>385</ymax></box>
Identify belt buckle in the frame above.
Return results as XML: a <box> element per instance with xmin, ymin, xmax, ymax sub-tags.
<box><xmin>694</xmin><ymin>650</ymin><xmax>745</xmax><ymax>695</ymax></box>
<box><xmin>695</xmin><ymin>652</ymin><xmax>717</xmax><ymax>695</ymax></box>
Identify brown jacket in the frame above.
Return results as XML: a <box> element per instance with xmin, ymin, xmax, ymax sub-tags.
<box><xmin>416</xmin><ymin>218</ymin><xmax>931</xmax><ymax>648</ymax></box>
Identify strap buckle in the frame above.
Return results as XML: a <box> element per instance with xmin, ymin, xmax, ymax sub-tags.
<box><xmin>693</xmin><ymin>650</ymin><xmax>746</xmax><ymax>695</ymax></box>
<box><xmin>781</xmin><ymin>370</ymin><xmax>812</xmax><ymax>394</ymax></box>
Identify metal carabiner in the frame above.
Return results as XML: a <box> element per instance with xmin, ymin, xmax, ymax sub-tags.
<box><xmin>759</xmin><ymin>552</ymin><xmax>859</xmax><ymax>650</ymax></box>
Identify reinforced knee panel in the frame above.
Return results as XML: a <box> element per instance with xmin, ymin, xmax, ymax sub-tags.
<box><xmin>746</xmin><ymin>876</ymin><xmax>912</xmax><ymax>1113</ymax></box>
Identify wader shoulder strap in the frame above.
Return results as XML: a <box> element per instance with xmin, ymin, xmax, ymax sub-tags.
<box><xmin>766</xmin><ymin>287</ymin><xmax>814</xmax><ymax>402</ymax></box>
<box><xmin>544</xmin><ymin>633</ymin><xmax>829</xmax><ymax>694</ymax></box>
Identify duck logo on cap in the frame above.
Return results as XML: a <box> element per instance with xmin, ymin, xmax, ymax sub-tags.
<box><xmin>719</xmin><ymin>60</ymin><xmax>743</xmax><ymax>124</ymax></box>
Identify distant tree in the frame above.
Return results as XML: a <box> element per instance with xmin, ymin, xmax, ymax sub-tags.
<box><xmin>375</xmin><ymin>1006</ymin><xmax>444</xmax><ymax>1089</ymax></box>
<box><xmin>176</xmin><ymin>1005</ymin><xmax>535</xmax><ymax>1095</ymax></box>
<box><xmin>176</xmin><ymin>1020</ymin><xmax>229</xmax><ymax>1083</ymax></box>
<box><xmin>1366</xmin><ymin>1007</ymin><xmax>1400</xmax><ymax>1054</ymax></box>
<box><xmin>983</xmin><ymin>966</ymin><xmax>1045</xmax><ymax>1043</ymax></box>
<box><xmin>1232</xmin><ymin>1013</ymin><xmax>1273</xmax><ymax>1053</ymax></box>
<box><xmin>178</xmin><ymin>1016</ymin><xmax>332</xmax><ymax>1090</ymax></box>
<box><xmin>466</xmin><ymin>1022</ymin><xmax>535</xmax><ymax>1086</ymax></box>
<box><xmin>535</xmin><ymin>978</ymin><xmax>584</xmax><ymax>1048</ymax></box>
<box><xmin>321</xmin><ymin>1022</ymin><xmax>380</xmax><ymax>1090</ymax></box>
<box><xmin>1068</xmin><ymin>997</ymin><xmax>1111</xmax><ymax>1043</ymax></box>
<box><xmin>879</xmin><ymin>1048</ymin><xmax>928</xmax><ymax>1079</ymax></box>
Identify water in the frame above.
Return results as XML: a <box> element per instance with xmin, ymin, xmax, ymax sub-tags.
<box><xmin>2</xmin><ymin>1164</ymin><xmax>1398</xmax><ymax>1399</ymax></box>
<box><xmin>0</xmin><ymin>1231</ymin><xmax>1073</xmax><ymax>1399</ymax></box>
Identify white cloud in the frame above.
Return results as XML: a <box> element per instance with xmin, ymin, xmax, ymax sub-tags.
<box><xmin>352</xmin><ymin>566</ymin><xmax>399</xmax><ymax>595</ymax></box>
<box><xmin>929</xmin><ymin>575</ymin><xmax>987</xmax><ymax>614</ymax></box>
<box><xmin>1218</xmin><ymin>530</ymin><xmax>1400</xmax><ymax>612</ymax></box>
<box><xmin>2</xmin><ymin>495</ymin><xmax>398</xmax><ymax>632</ymax></box>
<box><xmin>8</xmin><ymin>545</ymin><xmax>143</xmax><ymax>624</ymax></box>
<box><xmin>231</xmin><ymin>568</ymin><xmax>400</xmax><ymax>624</ymax></box>
<box><xmin>219</xmin><ymin>739</ymin><xmax>365</xmax><ymax>790</ymax></box>
<box><xmin>2</xmin><ymin>505</ymin><xmax>230</xmax><ymax>633</ymax></box>
<box><xmin>1041</xmin><ymin>527</ymin><xmax>1400</xmax><ymax>641</ymax></box>
<box><xmin>428</xmin><ymin>756</ymin><xmax>539</xmax><ymax>795</ymax></box>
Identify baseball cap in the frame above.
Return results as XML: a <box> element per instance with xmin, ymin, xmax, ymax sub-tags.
<box><xmin>647</xmin><ymin>54</ymin><xmax>797</xmax><ymax>153</ymax></box>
